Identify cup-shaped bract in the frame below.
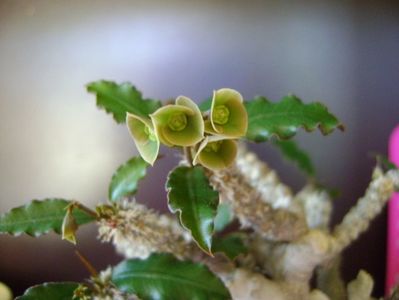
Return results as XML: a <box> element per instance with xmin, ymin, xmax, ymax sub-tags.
<box><xmin>126</xmin><ymin>113</ymin><xmax>160</xmax><ymax>165</ymax></box>
<box><xmin>151</xmin><ymin>96</ymin><xmax>204</xmax><ymax>147</ymax></box>
<box><xmin>193</xmin><ymin>136</ymin><xmax>237</xmax><ymax>171</ymax></box>
<box><xmin>209</xmin><ymin>88</ymin><xmax>248</xmax><ymax>138</ymax></box>
<box><xmin>62</xmin><ymin>209</ymin><xmax>78</xmax><ymax>245</ymax></box>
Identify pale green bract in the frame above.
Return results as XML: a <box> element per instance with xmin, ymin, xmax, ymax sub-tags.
<box><xmin>126</xmin><ymin>113</ymin><xmax>160</xmax><ymax>165</ymax></box>
<box><xmin>207</xmin><ymin>88</ymin><xmax>248</xmax><ymax>138</ymax></box>
<box><xmin>151</xmin><ymin>96</ymin><xmax>204</xmax><ymax>147</ymax></box>
<box><xmin>193</xmin><ymin>136</ymin><xmax>238</xmax><ymax>171</ymax></box>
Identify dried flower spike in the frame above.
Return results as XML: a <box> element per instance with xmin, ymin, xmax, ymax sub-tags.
<box><xmin>126</xmin><ymin>113</ymin><xmax>160</xmax><ymax>165</ymax></box>
<box><xmin>151</xmin><ymin>96</ymin><xmax>204</xmax><ymax>147</ymax></box>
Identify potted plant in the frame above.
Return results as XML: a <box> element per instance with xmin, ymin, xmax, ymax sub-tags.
<box><xmin>1</xmin><ymin>80</ymin><xmax>397</xmax><ymax>300</ymax></box>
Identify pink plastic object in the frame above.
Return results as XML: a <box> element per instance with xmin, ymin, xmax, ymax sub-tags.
<box><xmin>386</xmin><ymin>125</ymin><xmax>399</xmax><ymax>295</ymax></box>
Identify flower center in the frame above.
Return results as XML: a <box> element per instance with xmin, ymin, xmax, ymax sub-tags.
<box><xmin>144</xmin><ymin>125</ymin><xmax>157</xmax><ymax>141</ymax></box>
<box><xmin>213</xmin><ymin>105</ymin><xmax>230</xmax><ymax>125</ymax></box>
<box><xmin>168</xmin><ymin>112</ymin><xmax>188</xmax><ymax>132</ymax></box>
<box><xmin>204</xmin><ymin>141</ymin><xmax>222</xmax><ymax>153</ymax></box>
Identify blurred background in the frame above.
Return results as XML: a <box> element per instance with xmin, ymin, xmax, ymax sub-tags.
<box><xmin>0</xmin><ymin>0</ymin><xmax>398</xmax><ymax>297</ymax></box>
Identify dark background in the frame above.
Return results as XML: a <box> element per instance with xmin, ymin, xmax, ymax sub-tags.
<box><xmin>0</xmin><ymin>0</ymin><xmax>398</xmax><ymax>297</ymax></box>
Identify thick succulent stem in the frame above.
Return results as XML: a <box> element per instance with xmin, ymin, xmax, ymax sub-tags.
<box><xmin>236</xmin><ymin>144</ymin><xmax>300</xmax><ymax>212</ymax></box>
<box><xmin>332</xmin><ymin>168</ymin><xmax>399</xmax><ymax>253</ymax></box>
<box><xmin>209</xmin><ymin>163</ymin><xmax>308</xmax><ymax>241</ymax></box>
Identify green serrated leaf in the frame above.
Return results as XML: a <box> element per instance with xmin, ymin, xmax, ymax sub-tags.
<box><xmin>214</xmin><ymin>203</ymin><xmax>233</xmax><ymax>232</ymax></box>
<box><xmin>16</xmin><ymin>282</ymin><xmax>79</xmax><ymax>300</ymax></box>
<box><xmin>109</xmin><ymin>156</ymin><xmax>149</xmax><ymax>202</ymax></box>
<box><xmin>112</xmin><ymin>253</ymin><xmax>231</xmax><ymax>300</ymax></box>
<box><xmin>245</xmin><ymin>95</ymin><xmax>344</xmax><ymax>142</ymax></box>
<box><xmin>0</xmin><ymin>199</ymin><xmax>95</xmax><ymax>237</ymax></box>
<box><xmin>274</xmin><ymin>140</ymin><xmax>315</xmax><ymax>176</ymax></box>
<box><xmin>212</xmin><ymin>234</ymin><xmax>248</xmax><ymax>260</ymax></box>
<box><xmin>87</xmin><ymin>80</ymin><xmax>161</xmax><ymax>123</ymax></box>
<box><xmin>166</xmin><ymin>166</ymin><xmax>219</xmax><ymax>254</ymax></box>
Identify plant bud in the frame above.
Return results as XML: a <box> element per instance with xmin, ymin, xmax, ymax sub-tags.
<box><xmin>62</xmin><ymin>209</ymin><xmax>78</xmax><ymax>245</ymax></box>
<box><xmin>126</xmin><ymin>113</ymin><xmax>160</xmax><ymax>165</ymax></box>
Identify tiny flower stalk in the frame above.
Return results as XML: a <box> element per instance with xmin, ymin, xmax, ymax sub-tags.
<box><xmin>207</xmin><ymin>88</ymin><xmax>248</xmax><ymax>138</ymax></box>
<box><xmin>151</xmin><ymin>96</ymin><xmax>204</xmax><ymax>147</ymax></box>
<box><xmin>126</xmin><ymin>113</ymin><xmax>160</xmax><ymax>165</ymax></box>
<box><xmin>193</xmin><ymin>136</ymin><xmax>237</xmax><ymax>170</ymax></box>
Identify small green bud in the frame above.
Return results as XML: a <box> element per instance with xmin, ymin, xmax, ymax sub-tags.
<box><xmin>151</xmin><ymin>96</ymin><xmax>204</xmax><ymax>147</ymax></box>
<box><xmin>193</xmin><ymin>136</ymin><xmax>237</xmax><ymax>170</ymax></box>
<box><xmin>209</xmin><ymin>88</ymin><xmax>248</xmax><ymax>138</ymax></box>
<box><xmin>62</xmin><ymin>208</ymin><xmax>78</xmax><ymax>245</ymax></box>
<box><xmin>126</xmin><ymin>113</ymin><xmax>160</xmax><ymax>165</ymax></box>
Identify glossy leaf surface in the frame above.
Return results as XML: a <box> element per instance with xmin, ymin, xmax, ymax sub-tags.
<box><xmin>87</xmin><ymin>80</ymin><xmax>161</xmax><ymax>123</ymax></box>
<box><xmin>112</xmin><ymin>253</ymin><xmax>231</xmax><ymax>300</ymax></box>
<box><xmin>109</xmin><ymin>156</ymin><xmax>149</xmax><ymax>202</ymax></box>
<box><xmin>166</xmin><ymin>166</ymin><xmax>219</xmax><ymax>254</ymax></box>
<box><xmin>16</xmin><ymin>282</ymin><xmax>79</xmax><ymax>300</ymax></box>
<box><xmin>245</xmin><ymin>95</ymin><xmax>343</xmax><ymax>142</ymax></box>
<box><xmin>0</xmin><ymin>199</ymin><xmax>95</xmax><ymax>236</ymax></box>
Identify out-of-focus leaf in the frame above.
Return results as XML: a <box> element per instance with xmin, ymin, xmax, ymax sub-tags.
<box><xmin>376</xmin><ymin>154</ymin><xmax>398</xmax><ymax>172</ymax></box>
<box><xmin>212</xmin><ymin>234</ymin><xmax>247</xmax><ymax>260</ymax></box>
<box><xmin>16</xmin><ymin>282</ymin><xmax>79</xmax><ymax>300</ymax></box>
<box><xmin>245</xmin><ymin>95</ymin><xmax>344</xmax><ymax>142</ymax></box>
<box><xmin>166</xmin><ymin>166</ymin><xmax>219</xmax><ymax>254</ymax></box>
<box><xmin>199</xmin><ymin>97</ymin><xmax>212</xmax><ymax>112</ymax></box>
<box><xmin>0</xmin><ymin>199</ymin><xmax>95</xmax><ymax>237</ymax></box>
<box><xmin>274</xmin><ymin>140</ymin><xmax>315</xmax><ymax>176</ymax></box>
<box><xmin>214</xmin><ymin>203</ymin><xmax>233</xmax><ymax>232</ymax></box>
<box><xmin>109</xmin><ymin>156</ymin><xmax>149</xmax><ymax>202</ymax></box>
<box><xmin>87</xmin><ymin>80</ymin><xmax>161</xmax><ymax>123</ymax></box>
<box><xmin>112</xmin><ymin>253</ymin><xmax>231</xmax><ymax>300</ymax></box>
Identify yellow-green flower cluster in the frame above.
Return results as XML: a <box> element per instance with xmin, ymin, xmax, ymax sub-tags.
<box><xmin>126</xmin><ymin>88</ymin><xmax>247</xmax><ymax>170</ymax></box>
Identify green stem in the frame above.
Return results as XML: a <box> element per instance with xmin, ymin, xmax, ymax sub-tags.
<box><xmin>75</xmin><ymin>250</ymin><xmax>98</xmax><ymax>277</ymax></box>
<box><xmin>184</xmin><ymin>147</ymin><xmax>193</xmax><ymax>166</ymax></box>
<box><xmin>71</xmin><ymin>201</ymin><xmax>99</xmax><ymax>220</ymax></box>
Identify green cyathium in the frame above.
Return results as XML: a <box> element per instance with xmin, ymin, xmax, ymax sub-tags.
<box><xmin>151</xmin><ymin>96</ymin><xmax>204</xmax><ymax>147</ymax></box>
